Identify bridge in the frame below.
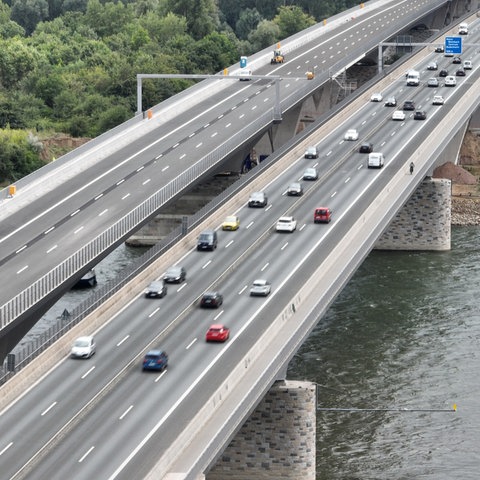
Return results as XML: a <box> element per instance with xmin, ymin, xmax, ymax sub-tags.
<box><xmin>0</xmin><ymin>0</ymin><xmax>468</xmax><ymax>361</ymax></box>
<box><xmin>0</xmin><ymin>0</ymin><xmax>479</xmax><ymax>478</ymax></box>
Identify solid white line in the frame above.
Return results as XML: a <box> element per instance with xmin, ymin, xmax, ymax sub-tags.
<box><xmin>41</xmin><ymin>402</ymin><xmax>57</xmax><ymax>416</ymax></box>
<box><xmin>186</xmin><ymin>338</ymin><xmax>197</xmax><ymax>350</ymax></box>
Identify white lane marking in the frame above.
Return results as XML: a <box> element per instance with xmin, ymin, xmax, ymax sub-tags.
<box><xmin>148</xmin><ymin>308</ymin><xmax>160</xmax><ymax>318</ymax></box>
<box><xmin>74</xmin><ymin>226</ymin><xmax>84</xmax><ymax>234</ymax></box>
<box><xmin>186</xmin><ymin>338</ymin><xmax>197</xmax><ymax>350</ymax></box>
<box><xmin>251</xmin><ymin>105</ymin><xmax>257</xmax><ymax>110</ymax></box>
<box><xmin>0</xmin><ymin>442</ymin><xmax>13</xmax><ymax>456</ymax></box>
<box><xmin>117</xmin><ymin>335</ymin><xmax>130</xmax><ymax>346</ymax></box>
<box><xmin>246</xmin><ymin>221</ymin><xmax>254</xmax><ymax>229</ymax></box>
<box><xmin>326</xmin><ymin>151</ymin><xmax>332</xmax><ymax>156</ymax></box>
<box><xmin>41</xmin><ymin>402</ymin><xmax>57</xmax><ymax>416</ymax></box>
<box><xmin>136</xmin><ymin>166</ymin><xmax>144</xmax><ymax>172</ymax></box>
<box><xmin>203</xmin><ymin>123</ymin><xmax>210</xmax><ymax>128</ymax></box>
<box><xmin>155</xmin><ymin>370</ymin><xmax>167</xmax><ymax>382</ymax></box>
<box><xmin>217</xmin><ymin>114</ymin><xmax>224</xmax><ymax>119</ymax></box>
<box><xmin>156</xmin><ymin>153</ymin><xmax>163</xmax><ymax>159</ymax></box>
<box><xmin>196</xmin><ymin>143</ymin><xmax>203</xmax><ymax>148</ymax></box>
<box><xmin>313</xmin><ymin>162</ymin><xmax>319</xmax><ymax>168</ymax></box>
<box><xmin>281</xmin><ymin>242</ymin><xmax>288</xmax><ymax>250</ymax></box>
<box><xmin>172</xmin><ymin>143</ymin><xmax>179</xmax><ymax>149</ymax></box>
<box><xmin>331</xmin><ymin>191</ymin><xmax>337</xmax><ymax>198</ymax></box>
<box><xmin>345</xmin><ymin>177</ymin><xmax>351</xmax><ymax>183</ymax></box>
<box><xmin>119</xmin><ymin>405</ymin><xmax>134</xmax><ymax>420</ymax></box>
<box><xmin>122</xmin><ymin>193</ymin><xmax>130</xmax><ymax>200</ymax></box>
<box><xmin>46</xmin><ymin>245</ymin><xmax>57</xmax><ymax>254</ymax></box>
<box><xmin>177</xmin><ymin>283</ymin><xmax>187</xmax><ymax>292</ymax></box>
<box><xmin>261</xmin><ymin>263</ymin><xmax>269</xmax><ymax>272</ymax></box>
<box><xmin>188</xmin><ymin>133</ymin><xmax>195</xmax><ymax>138</ymax></box>
<box><xmin>225</xmin><ymin>240</ymin><xmax>234</xmax><ymax>248</ymax></box>
<box><xmin>142</xmin><ymin>179</ymin><xmax>151</xmax><ymax>186</ymax></box>
<box><xmin>211</xmin><ymin>132</ymin><xmax>218</xmax><ymax>138</ymax></box>
<box><xmin>116</xmin><ymin>179</ymin><xmax>125</xmax><ymax>186</ymax></box>
<box><xmin>180</xmin><ymin>154</ymin><xmax>186</xmax><ymax>159</ymax></box>
<box><xmin>202</xmin><ymin>260</ymin><xmax>212</xmax><ymax>269</ymax></box>
<box><xmin>94</xmin><ymin>194</ymin><xmax>103</xmax><ymax>200</ymax></box>
<box><xmin>98</xmin><ymin>209</ymin><xmax>108</xmax><ymax>216</ymax></box>
<box><xmin>238</xmin><ymin>285</ymin><xmax>247</xmax><ymax>295</ymax></box>
<box><xmin>299</xmin><ymin>224</ymin><xmax>306</xmax><ymax>231</ymax></box>
<box><xmin>239</xmin><ymin>114</ymin><xmax>245</xmax><ymax>119</ymax></box>
<box><xmin>16</xmin><ymin>245</ymin><xmax>27</xmax><ymax>254</ymax></box>
<box><xmin>161</xmin><ymin>166</ymin><xmax>169</xmax><ymax>172</ymax></box>
<box><xmin>17</xmin><ymin>266</ymin><xmax>28</xmax><ymax>274</ymax></box>
<box><xmin>225</xmin><ymin>123</ymin><xmax>231</xmax><ymax>128</ymax></box>
<box><xmin>81</xmin><ymin>366</ymin><xmax>95</xmax><ymax>379</ymax></box>
<box><xmin>44</xmin><ymin>227</ymin><xmax>54</xmax><ymax>235</ymax></box>
<box><xmin>357</xmin><ymin>164</ymin><xmax>363</xmax><ymax>170</ymax></box>
<box><xmin>265</xmin><ymin>205</ymin><xmax>272</xmax><ymax>211</ymax></box>
<box><xmin>78</xmin><ymin>446</ymin><xmax>95</xmax><ymax>463</ymax></box>
<box><xmin>214</xmin><ymin>310</ymin><xmax>224</xmax><ymax>321</ymax></box>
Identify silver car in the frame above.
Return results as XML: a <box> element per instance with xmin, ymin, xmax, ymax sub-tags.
<box><xmin>427</xmin><ymin>77</ymin><xmax>439</xmax><ymax>87</ymax></box>
<box><xmin>303</xmin><ymin>168</ymin><xmax>318</xmax><ymax>181</ymax></box>
<box><xmin>250</xmin><ymin>279</ymin><xmax>271</xmax><ymax>297</ymax></box>
<box><xmin>287</xmin><ymin>182</ymin><xmax>303</xmax><ymax>196</ymax></box>
<box><xmin>304</xmin><ymin>146</ymin><xmax>319</xmax><ymax>159</ymax></box>
<box><xmin>71</xmin><ymin>336</ymin><xmax>96</xmax><ymax>359</ymax></box>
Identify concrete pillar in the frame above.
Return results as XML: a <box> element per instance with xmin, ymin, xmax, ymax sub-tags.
<box><xmin>375</xmin><ymin>177</ymin><xmax>451</xmax><ymax>251</ymax></box>
<box><xmin>207</xmin><ymin>380</ymin><xmax>316</xmax><ymax>480</ymax></box>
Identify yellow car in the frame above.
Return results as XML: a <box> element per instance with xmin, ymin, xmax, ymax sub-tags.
<box><xmin>222</xmin><ymin>215</ymin><xmax>240</xmax><ymax>231</ymax></box>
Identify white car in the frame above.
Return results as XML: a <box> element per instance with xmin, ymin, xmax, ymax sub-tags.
<box><xmin>445</xmin><ymin>75</ymin><xmax>456</xmax><ymax>86</ymax></box>
<box><xmin>370</xmin><ymin>92</ymin><xmax>383</xmax><ymax>102</ymax></box>
<box><xmin>303</xmin><ymin>167</ymin><xmax>318</xmax><ymax>181</ymax></box>
<box><xmin>71</xmin><ymin>336</ymin><xmax>96</xmax><ymax>359</ymax></box>
<box><xmin>275</xmin><ymin>216</ymin><xmax>297</xmax><ymax>232</ymax></box>
<box><xmin>427</xmin><ymin>61</ymin><xmax>438</xmax><ymax>70</ymax></box>
<box><xmin>392</xmin><ymin>110</ymin><xmax>406</xmax><ymax>121</ymax></box>
<box><xmin>463</xmin><ymin>60</ymin><xmax>472</xmax><ymax>70</ymax></box>
<box><xmin>432</xmin><ymin>95</ymin><xmax>445</xmax><ymax>105</ymax></box>
<box><xmin>304</xmin><ymin>146</ymin><xmax>319</xmax><ymax>159</ymax></box>
<box><xmin>344</xmin><ymin>129</ymin><xmax>359</xmax><ymax>141</ymax></box>
<box><xmin>250</xmin><ymin>279</ymin><xmax>271</xmax><ymax>297</ymax></box>
<box><xmin>238</xmin><ymin>69</ymin><xmax>252</xmax><ymax>81</ymax></box>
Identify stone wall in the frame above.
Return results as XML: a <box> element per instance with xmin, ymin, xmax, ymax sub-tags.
<box><xmin>375</xmin><ymin>177</ymin><xmax>451</xmax><ymax>251</ymax></box>
<box><xmin>207</xmin><ymin>380</ymin><xmax>316</xmax><ymax>480</ymax></box>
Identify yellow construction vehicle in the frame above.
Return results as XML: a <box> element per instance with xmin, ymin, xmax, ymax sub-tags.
<box><xmin>271</xmin><ymin>49</ymin><xmax>284</xmax><ymax>64</ymax></box>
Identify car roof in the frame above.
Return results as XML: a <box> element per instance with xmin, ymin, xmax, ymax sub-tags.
<box><xmin>209</xmin><ymin>324</ymin><xmax>226</xmax><ymax>329</ymax></box>
<box><xmin>145</xmin><ymin>349</ymin><xmax>165</xmax><ymax>356</ymax></box>
<box><xmin>203</xmin><ymin>291</ymin><xmax>220</xmax><ymax>296</ymax></box>
<box><xmin>75</xmin><ymin>335</ymin><xmax>93</xmax><ymax>342</ymax></box>
<box><xmin>253</xmin><ymin>279</ymin><xmax>268</xmax><ymax>284</ymax></box>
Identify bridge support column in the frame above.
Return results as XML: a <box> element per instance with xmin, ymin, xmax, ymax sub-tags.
<box><xmin>207</xmin><ymin>380</ymin><xmax>316</xmax><ymax>480</ymax></box>
<box><xmin>375</xmin><ymin>177</ymin><xmax>451</xmax><ymax>251</ymax></box>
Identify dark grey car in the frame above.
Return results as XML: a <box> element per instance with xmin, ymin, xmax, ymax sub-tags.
<box><xmin>164</xmin><ymin>265</ymin><xmax>186</xmax><ymax>283</ymax></box>
<box><xmin>145</xmin><ymin>281</ymin><xmax>167</xmax><ymax>298</ymax></box>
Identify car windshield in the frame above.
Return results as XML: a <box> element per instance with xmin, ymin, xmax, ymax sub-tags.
<box><xmin>253</xmin><ymin>280</ymin><xmax>266</xmax><ymax>287</ymax></box>
<box><xmin>199</xmin><ymin>233</ymin><xmax>211</xmax><ymax>241</ymax></box>
<box><xmin>74</xmin><ymin>339</ymin><xmax>89</xmax><ymax>347</ymax></box>
<box><xmin>225</xmin><ymin>216</ymin><xmax>236</xmax><ymax>222</ymax></box>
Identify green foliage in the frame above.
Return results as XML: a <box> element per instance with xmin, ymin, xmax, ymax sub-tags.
<box><xmin>235</xmin><ymin>8</ymin><xmax>262</xmax><ymax>40</ymax></box>
<box><xmin>273</xmin><ymin>5</ymin><xmax>316</xmax><ymax>39</ymax></box>
<box><xmin>247</xmin><ymin>19</ymin><xmax>280</xmax><ymax>52</ymax></box>
<box><xmin>0</xmin><ymin>128</ymin><xmax>46</xmax><ymax>182</ymax></box>
<box><xmin>10</xmin><ymin>0</ymin><xmax>49</xmax><ymax>35</ymax></box>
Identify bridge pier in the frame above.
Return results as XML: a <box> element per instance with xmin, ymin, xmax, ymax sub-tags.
<box><xmin>206</xmin><ymin>380</ymin><xmax>316</xmax><ymax>480</ymax></box>
<box><xmin>375</xmin><ymin>177</ymin><xmax>451</xmax><ymax>251</ymax></box>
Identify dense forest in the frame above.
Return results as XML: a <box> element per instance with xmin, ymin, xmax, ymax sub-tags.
<box><xmin>0</xmin><ymin>0</ymin><xmax>360</xmax><ymax>182</ymax></box>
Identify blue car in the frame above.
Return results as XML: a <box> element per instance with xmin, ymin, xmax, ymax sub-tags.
<box><xmin>142</xmin><ymin>350</ymin><xmax>168</xmax><ymax>371</ymax></box>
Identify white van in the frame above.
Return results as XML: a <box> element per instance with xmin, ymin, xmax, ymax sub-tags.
<box><xmin>464</xmin><ymin>60</ymin><xmax>472</xmax><ymax>70</ymax></box>
<box><xmin>458</xmin><ymin>22</ymin><xmax>468</xmax><ymax>35</ymax></box>
<box><xmin>445</xmin><ymin>76</ymin><xmax>456</xmax><ymax>87</ymax></box>
<box><xmin>367</xmin><ymin>152</ymin><xmax>385</xmax><ymax>169</ymax></box>
<box><xmin>405</xmin><ymin>70</ymin><xmax>420</xmax><ymax>86</ymax></box>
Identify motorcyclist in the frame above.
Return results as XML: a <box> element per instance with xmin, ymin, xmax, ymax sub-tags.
<box><xmin>409</xmin><ymin>162</ymin><xmax>414</xmax><ymax>174</ymax></box>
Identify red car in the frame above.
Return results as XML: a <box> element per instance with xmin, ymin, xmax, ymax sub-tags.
<box><xmin>205</xmin><ymin>324</ymin><xmax>230</xmax><ymax>342</ymax></box>
<box><xmin>314</xmin><ymin>207</ymin><xmax>332</xmax><ymax>223</ymax></box>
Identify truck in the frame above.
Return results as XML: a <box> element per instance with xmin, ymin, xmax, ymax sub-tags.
<box><xmin>406</xmin><ymin>70</ymin><xmax>420</xmax><ymax>86</ymax></box>
<box><xmin>458</xmin><ymin>22</ymin><xmax>468</xmax><ymax>35</ymax></box>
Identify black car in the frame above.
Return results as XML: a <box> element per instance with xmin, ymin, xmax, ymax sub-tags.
<box><xmin>144</xmin><ymin>281</ymin><xmax>167</xmax><ymax>298</ymax></box>
<box><xmin>200</xmin><ymin>291</ymin><xmax>224</xmax><ymax>308</ymax></box>
<box><xmin>414</xmin><ymin>110</ymin><xmax>427</xmax><ymax>120</ymax></box>
<box><xmin>456</xmin><ymin>68</ymin><xmax>466</xmax><ymax>76</ymax></box>
<box><xmin>439</xmin><ymin>69</ymin><xmax>448</xmax><ymax>77</ymax></box>
<box><xmin>359</xmin><ymin>142</ymin><xmax>373</xmax><ymax>154</ymax></box>
<box><xmin>164</xmin><ymin>265</ymin><xmax>186</xmax><ymax>283</ymax></box>
<box><xmin>452</xmin><ymin>57</ymin><xmax>462</xmax><ymax>64</ymax></box>
<box><xmin>403</xmin><ymin>100</ymin><xmax>415</xmax><ymax>111</ymax></box>
<box><xmin>197</xmin><ymin>230</ymin><xmax>217</xmax><ymax>251</ymax></box>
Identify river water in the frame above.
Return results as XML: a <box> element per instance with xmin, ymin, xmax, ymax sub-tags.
<box><xmin>287</xmin><ymin>226</ymin><xmax>480</xmax><ymax>479</ymax></box>
<box><xmin>34</xmin><ymin>227</ymin><xmax>480</xmax><ymax>478</ymax></box>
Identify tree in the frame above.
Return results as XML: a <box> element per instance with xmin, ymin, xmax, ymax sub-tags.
<box><xmin>247</xmin><ymin>19</ymin><xmax>280</xmax><ymax>52</ymax></box>
<box><xmin>139</xmin><ymin>11</ymin><xmax>187</xmax><ymax>44</ymax></box>
<box><xmin>235</xmin><ymin>8</ymin><xmax>262</xmax><ymax>40</ymax></box>
<box><xmin>273</xmin><ymin>5</ymin><xmax>316</xmax><ymax>39</ymax></box>
<box><xmin>10</xmin><ymin>0</ymin><xmax>49</xmax><ymax>35</ymax></box>
<box><xmin>0</xmin><ymin>38</ymin><xmax>42</xmax><ymax>85</ymax></box>
<box><xmin>84</xmin><ymin>0</ymin><xmax>135</xmax><ymax>38</ymax></box>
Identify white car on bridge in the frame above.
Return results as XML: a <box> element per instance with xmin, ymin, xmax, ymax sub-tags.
<box><xmin>344</xmin><ymin>128</ymin><xmax>359</xmax><ymax>141</ymax></box>
<box><xmin>275</xmin><ymin>216</ymin><xmax>297</xmax><ymax>232</ymax></box>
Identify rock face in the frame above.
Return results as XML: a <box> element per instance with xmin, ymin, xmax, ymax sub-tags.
<box><xmin>433</xmin><ymin>161</ymin><xmax>477</xmax><ymax>185</ymax></box>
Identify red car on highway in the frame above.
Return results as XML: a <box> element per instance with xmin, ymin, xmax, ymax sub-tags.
<box><xmin>205</xmin><ymin>324</ymin><xmax>230</xmax><ymax>342</ymax></box>
<box><xmin>314</xmin><ymin>207</ymin><xmax>332</xmax><ymax>223</ymax></box>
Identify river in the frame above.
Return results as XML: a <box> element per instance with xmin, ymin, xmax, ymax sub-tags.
<box><xmin>287</xmin><ymin>226</ymin><xmax>480</xmax><ymax>479</ymax></box>
<box><xmin>33</xmin><ymin>227</ymin><xmax>480</xmax><ymax>478</ymax></box>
